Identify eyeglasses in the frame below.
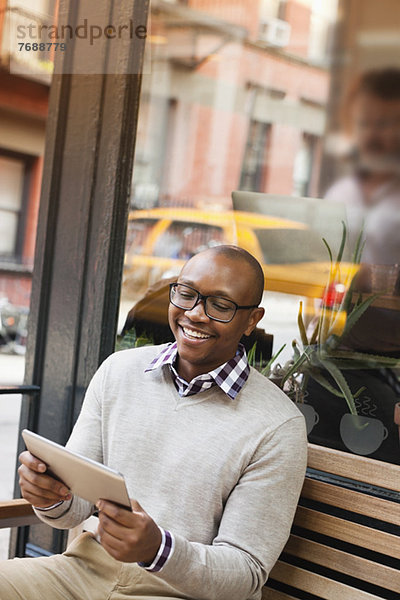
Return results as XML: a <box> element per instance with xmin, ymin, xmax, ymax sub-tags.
<box><xmin>169</xmin><ymin>283</ymin><xmax>258</xmax><ymax>323</ymax></box>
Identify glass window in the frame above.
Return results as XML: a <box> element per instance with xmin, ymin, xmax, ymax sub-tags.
<box><xmin>118</xmin><ymin>0</ymin><xmax>400</xmax><ymax>465</ymax></box>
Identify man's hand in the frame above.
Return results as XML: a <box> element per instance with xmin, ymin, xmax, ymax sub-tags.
<box><xmin>96</xmin><ymin>499</ymin><xmax>162</xmax><ymax>564</ymax></box>
<box><xmin>18</xmin><ymin>450</ymin><xmax>71</xmax><ymax>508</ymax></box>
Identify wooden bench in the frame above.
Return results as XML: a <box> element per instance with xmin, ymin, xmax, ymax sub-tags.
<box><xmin>0</xmin><ymin>386</ymin><xmax>41</xmax><ymax>533</ymax></box>
<box><xmin>2</xmin><ymin>444</ymin><xmax>399</xmax><ymax>600</ymax></box>
<box><xmin>263</xmin><ymin>444</ymin><xmax>400</xmax><ymax>600</ymax></box>
<box><xmin>0</xmin><ymin>499</ymin><xmax>38</xmax><ymax>529</ymax></box>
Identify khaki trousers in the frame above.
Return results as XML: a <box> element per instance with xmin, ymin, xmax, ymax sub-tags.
<box><xmin>0</xmin><ymin>532</ymin><xmax>185</xmax><ymax>600</ymax></box>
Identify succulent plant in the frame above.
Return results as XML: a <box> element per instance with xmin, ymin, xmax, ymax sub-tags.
<box><xmin>262</xmin><ymin>223</ymin><xmax>399</xmax><ymax>415</ymax></box>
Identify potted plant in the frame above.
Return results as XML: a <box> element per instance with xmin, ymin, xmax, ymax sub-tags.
<box><xmin>261</xmin><ymin>224</ymin><xmax>400</xmax><ymax>455</ymax></box>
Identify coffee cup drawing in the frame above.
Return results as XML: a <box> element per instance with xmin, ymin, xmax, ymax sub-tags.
<box><xmin>340</xmin><ymin>414</ymin><xmax>388</xmax><ymax>455</ymax></box>
<box><xmin>296</xmin><ymin>404</ymin><xmax>319</xmax><ymax>435</ymax></box>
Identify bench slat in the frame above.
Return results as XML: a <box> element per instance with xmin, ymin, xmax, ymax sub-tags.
<box><xmin>262</xmin><ymin>588</ymin><xmax>298</xmax><ymax>600</ymax></box>
<box><xmin>294</xmin><ymin>506</ymin><xmax>400</xmax><ymax>559</ymax></box>
<box><xmin>284</xmin><ymin>534</ymin><xmax>400</xmax><ymax>593</ymax></box>
<box><xmin>308</xmin><ymin>445</ymin><xmax>400</xmax><ymax>492</ymax></box>
<box><xmin>269</xmin><ymin>561</ymin><xmax>384</xmax><ymax>600</ymax></box>
<box><xmin>301</xmin><ymin>477</ymin><xmax>400</xmax><ymax>525</ymax></box>
<box><xmin>0</xmin><ymin>499</ymin><xmax>38</xmax><ymax>529</ymax></box>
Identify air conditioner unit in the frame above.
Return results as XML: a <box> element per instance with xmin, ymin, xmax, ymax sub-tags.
<box><xmin>258</xmin><ymin>18</ymin><xmax>291</xmax><ymax>47</ymax></box>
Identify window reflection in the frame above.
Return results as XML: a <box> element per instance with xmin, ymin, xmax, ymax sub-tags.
<box><xmin>121</xmin><ymin>0</ymin><xmax>400</xmax><ymax>465</ymax></box>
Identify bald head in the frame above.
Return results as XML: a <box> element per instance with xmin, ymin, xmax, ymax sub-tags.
<box><xmin>182</xmin><ymin>245</ymin><xmax>265</xmax><ymax>305</ymax></box>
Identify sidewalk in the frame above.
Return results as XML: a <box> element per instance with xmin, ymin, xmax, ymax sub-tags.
<box><xmin>0</xmin><ymin>353</ymin><xmax>25</xmax><ymax>559</ymax></box>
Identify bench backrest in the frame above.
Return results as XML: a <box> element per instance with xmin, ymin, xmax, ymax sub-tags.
<box><xmin>263</xmin><ymin>444</ymin><xmax>400</xmax><ymax>600</ymax></box>
<box><xmin>0</xmin><ymin>499</ymin><xmax>38</xmax><ymax>530</ymax></box>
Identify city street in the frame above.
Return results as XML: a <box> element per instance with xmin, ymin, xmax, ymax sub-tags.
<box><xmin>0</xmin><ymin>353</ymin><xmax>25</xmax><ymax>559</ymax></box>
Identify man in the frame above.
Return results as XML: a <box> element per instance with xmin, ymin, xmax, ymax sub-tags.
<box><xmin>0</xmin><ymin>245</ymin><xmax>307</xmax><ymax>600</ymax></box>
<box><xmin>325</xmin><ymin>67</ymin><xmax>400</xmax><ymax>265</ymax></box>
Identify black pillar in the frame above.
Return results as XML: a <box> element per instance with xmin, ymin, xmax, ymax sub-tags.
<box><xmin>11</xmin><ymin>0</ymin><xmax>149</xmax><ymax>557</ymax></box>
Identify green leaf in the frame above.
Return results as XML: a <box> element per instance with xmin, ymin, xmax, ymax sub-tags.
<box><xmin>340</xmin><ymin>276</ymin><xmax>356</xmax><ymax>316</ymax></box>
<box><xmin>247</xmin><ymin>342</ymin><xmax>257</xmax><ymax>367</ymax></box>
<box><xmin>261</xmin><ymin>344</ymin><xmax>286</xmax><ymax>376</ymax></box>
<box><xmin>320</xmin><ymin>359</ymin><xmax>358</xmax><ymax>415</ymax></box>
<box><xmin>297</xmin><ymin>301</ymin><xmax>308</xmax><ymax>346</ymax></box>
<box><xmin>325</xmin><ymin>349</ymin><xmax>400</xmax><ymax>370</ymax></box>
<box><xmin>322</xmin><ymin>237</ymin><xmax>333</xmax><ymax>263</ymax></box>
<box><xmin>335</xmin><ymin>221</ymin><xmax>347</xmax><ymax>267</ymax></box>
<box><xmin>135</xmin><ymin>334</ymin><xmax>154</xmax><ymax>347</ymax></box>
<box><xmin>352</xmin><ymin>225</ymin><xmax>365</xmax><ymax>265</ymax></box>
<box><xmin>292</xmin><ymin>339</ymin><xmax>301</xmax><ymax>361</ymax></box>
<box><xmin>309</xmin><ymin>319</ymin><xmax>319</xmax><ymax>345</ymax></box>
<box><xmin>115</xmin><ymin>329</ymin><xmax>138</xmax><ymax>351</ymax></box>
<box><xmin>307</xmin><ymin>368</ymin><xmax>346</xmax><ymax>398</ymax></box>
<box><xmin>354</xmin><ymin>386</ymin><xmax>366</xmax><ymax>398</ymax></box>
<box><xmin>325</xmin><ymin>334</ymin><xmax>341</xmax><ymax>351</ymax></box>
<box><xmin>281</xmin><ymin>348</ymin><xmax>312</xmax><ymax>384</ymax></box>
<box><xmin>340</xmin><ymin>293</ymin><xmax>381</xmax><ymax>339</ymax></box>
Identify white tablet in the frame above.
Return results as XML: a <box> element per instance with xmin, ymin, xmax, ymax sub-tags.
<box><xmin>22</xmin><ymin>429</ymin><xmax>131</xmax><ymax>510</ymax></box>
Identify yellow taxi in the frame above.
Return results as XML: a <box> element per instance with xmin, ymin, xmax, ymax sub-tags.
<box><xmin>122</xmin><ymin>207</ymin><xmax>356</xmax><ymax>301</ymax></box>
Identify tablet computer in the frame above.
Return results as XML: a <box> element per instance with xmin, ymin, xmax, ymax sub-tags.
<box><xmin>22</xmin><ymin>429</ymin><xmax>131</xmax><ymax>510</ymax></box>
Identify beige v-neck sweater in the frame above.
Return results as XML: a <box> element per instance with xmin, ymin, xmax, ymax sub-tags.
<box><xmin>35</xmin><ymin>345</ymin><xmax>307</xmax><ymax>600</ymax></box>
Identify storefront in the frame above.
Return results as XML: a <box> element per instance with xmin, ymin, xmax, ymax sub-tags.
<box><xmin>0</xmin><ymin>3</ymin><xmax>398</xmax><ymax>589</ymax></box>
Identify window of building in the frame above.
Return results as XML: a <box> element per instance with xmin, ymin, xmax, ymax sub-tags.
<box><xmin>0</xmin><ymin>153</ymin><xmax>28</xmax><ymax>260</ymax></box>
<box><xmin>259</xmin><ymin>0</ymin><xmax>287</xmax><ymax>21</ymax></box>
<box><xmin>308</xmin><ymin>0</ymin><xmax>338</xmax><ymax>64</ymax></box>
<box><xmin>239</xmin><ymin>120</ymin><xmax>270</xmax><ymax>192</ymax></box>
<box><xmin>292</xmin><ymin>133</ymin><xmax>320</xmax><ymax>197</ymax></box>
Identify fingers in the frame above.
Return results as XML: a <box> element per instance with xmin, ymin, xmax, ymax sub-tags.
<box><xmin>97</xmin><ymin>523</ymin><xmax>124</xmax><ymax>552</ymax></box>
<box><xmin>18</xmin><ymin>451</ymin><xmax>71</xmax><ymax>507</ymax></box>
<box><xmin>19</xmin><ymin>450</ymin><xmax>47</xmax><ymax>473</ymax></box>
<box><xmin>95</xmin><ymin>499</ymin><xmax>162</xmax><ymax>563</ymax></box>
<box><xmin>95</xmin><ymin>500</ymin><xmax>134</xmax><ymax>543</ymax></box>
<box><xmin>96</xmin><ymin>499</ymin><xmax>135</xmax><ymax>527</ymax></box>
<box><xmin>96</xmin><ymin>504</ymin><xmax>137</xmax><ymax>556</ymax></box>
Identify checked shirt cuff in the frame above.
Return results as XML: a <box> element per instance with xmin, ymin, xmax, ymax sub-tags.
<box><xmin>138</xmin><ymin>527</ymin><xmax>175</xmax><ymax>572</ymax></box>
<box><xmin>35</xmin><ymin>500</ymin><xmax>64</xmax><ymax>511</ymax></box>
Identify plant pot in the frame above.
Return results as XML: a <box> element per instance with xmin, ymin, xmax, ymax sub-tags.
<box><xmin>340</xmin><ymin>413</ymin><xmax>388</xmax><ymax>456</ymax></box>
<box><xmin>296</xmin><ymin>403</ymin><xmax>319</xmax><ymax>435</ymax></box>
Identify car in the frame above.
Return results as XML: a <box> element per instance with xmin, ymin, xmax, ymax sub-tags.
<box><xmin>122</xmin><ymin>207</ymin><xmax>357</xmax><ymax>301</ymax></box>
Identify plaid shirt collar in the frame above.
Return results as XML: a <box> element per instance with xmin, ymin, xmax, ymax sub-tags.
<box><xmin>145</xmin><ymin>342</ymin><xmax>250</xmax><ymax>400</ymax></box>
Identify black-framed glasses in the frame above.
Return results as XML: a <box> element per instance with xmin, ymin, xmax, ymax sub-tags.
<box><xmin>169</xmin><ymin>283</ymin><xmax>258</xmax><ymax>323</ymax></box>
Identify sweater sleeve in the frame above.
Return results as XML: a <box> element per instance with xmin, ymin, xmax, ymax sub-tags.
<box><xmin>33</xmin><ymin>361</ymin><xmax>106</xmax><ymax>529</ymax></box>
<box><xmin>152</xmin><ymin>415</ymin><xmax>307</xmax><ymax>600</ymax></box>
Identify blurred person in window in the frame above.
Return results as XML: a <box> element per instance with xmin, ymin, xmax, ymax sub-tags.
<box><xmin>325</xmin><ymin>67</ymin><xmax>400</xmax><ymax>267</ymax></box>
<box><xmin>304</xmin><ymin>69</ymin><xmax>400</xmax><ymax>464</ymax></box>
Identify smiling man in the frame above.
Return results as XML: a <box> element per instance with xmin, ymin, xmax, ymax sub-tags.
<box><xmin>1</xmin><ymin>245</ymin><xmax>307</xmax><ymax>600</ymax></box>
<box><xmin>168</xmin><ymin>246</ymin><xmax>264</xmax><ymax>382</ymax></box>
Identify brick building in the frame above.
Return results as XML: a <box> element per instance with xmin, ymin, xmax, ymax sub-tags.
<box><xmin>132</xmin><ymin>0</ymin><xmax>336</xmax><ymax>210</ymax></box>
<box><xmin>0</xmin><ymin>0</ymin><xmax>54</xmax><ymax>307</ymax></box>
<box><xmin>0</xmin><ymin>0</ymin><xmax>355</xmax><ymax>306</ymax></box>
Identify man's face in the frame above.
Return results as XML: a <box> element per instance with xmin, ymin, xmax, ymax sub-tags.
<box><xmin>168</xmin><ymin>252</ymin><xmax>264</xmax><ymax>382</ymax></box>
<box><xmin>352</xmin><ymin>93</ymin><xmax>400</xmax><ymax>172</ymax></box>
